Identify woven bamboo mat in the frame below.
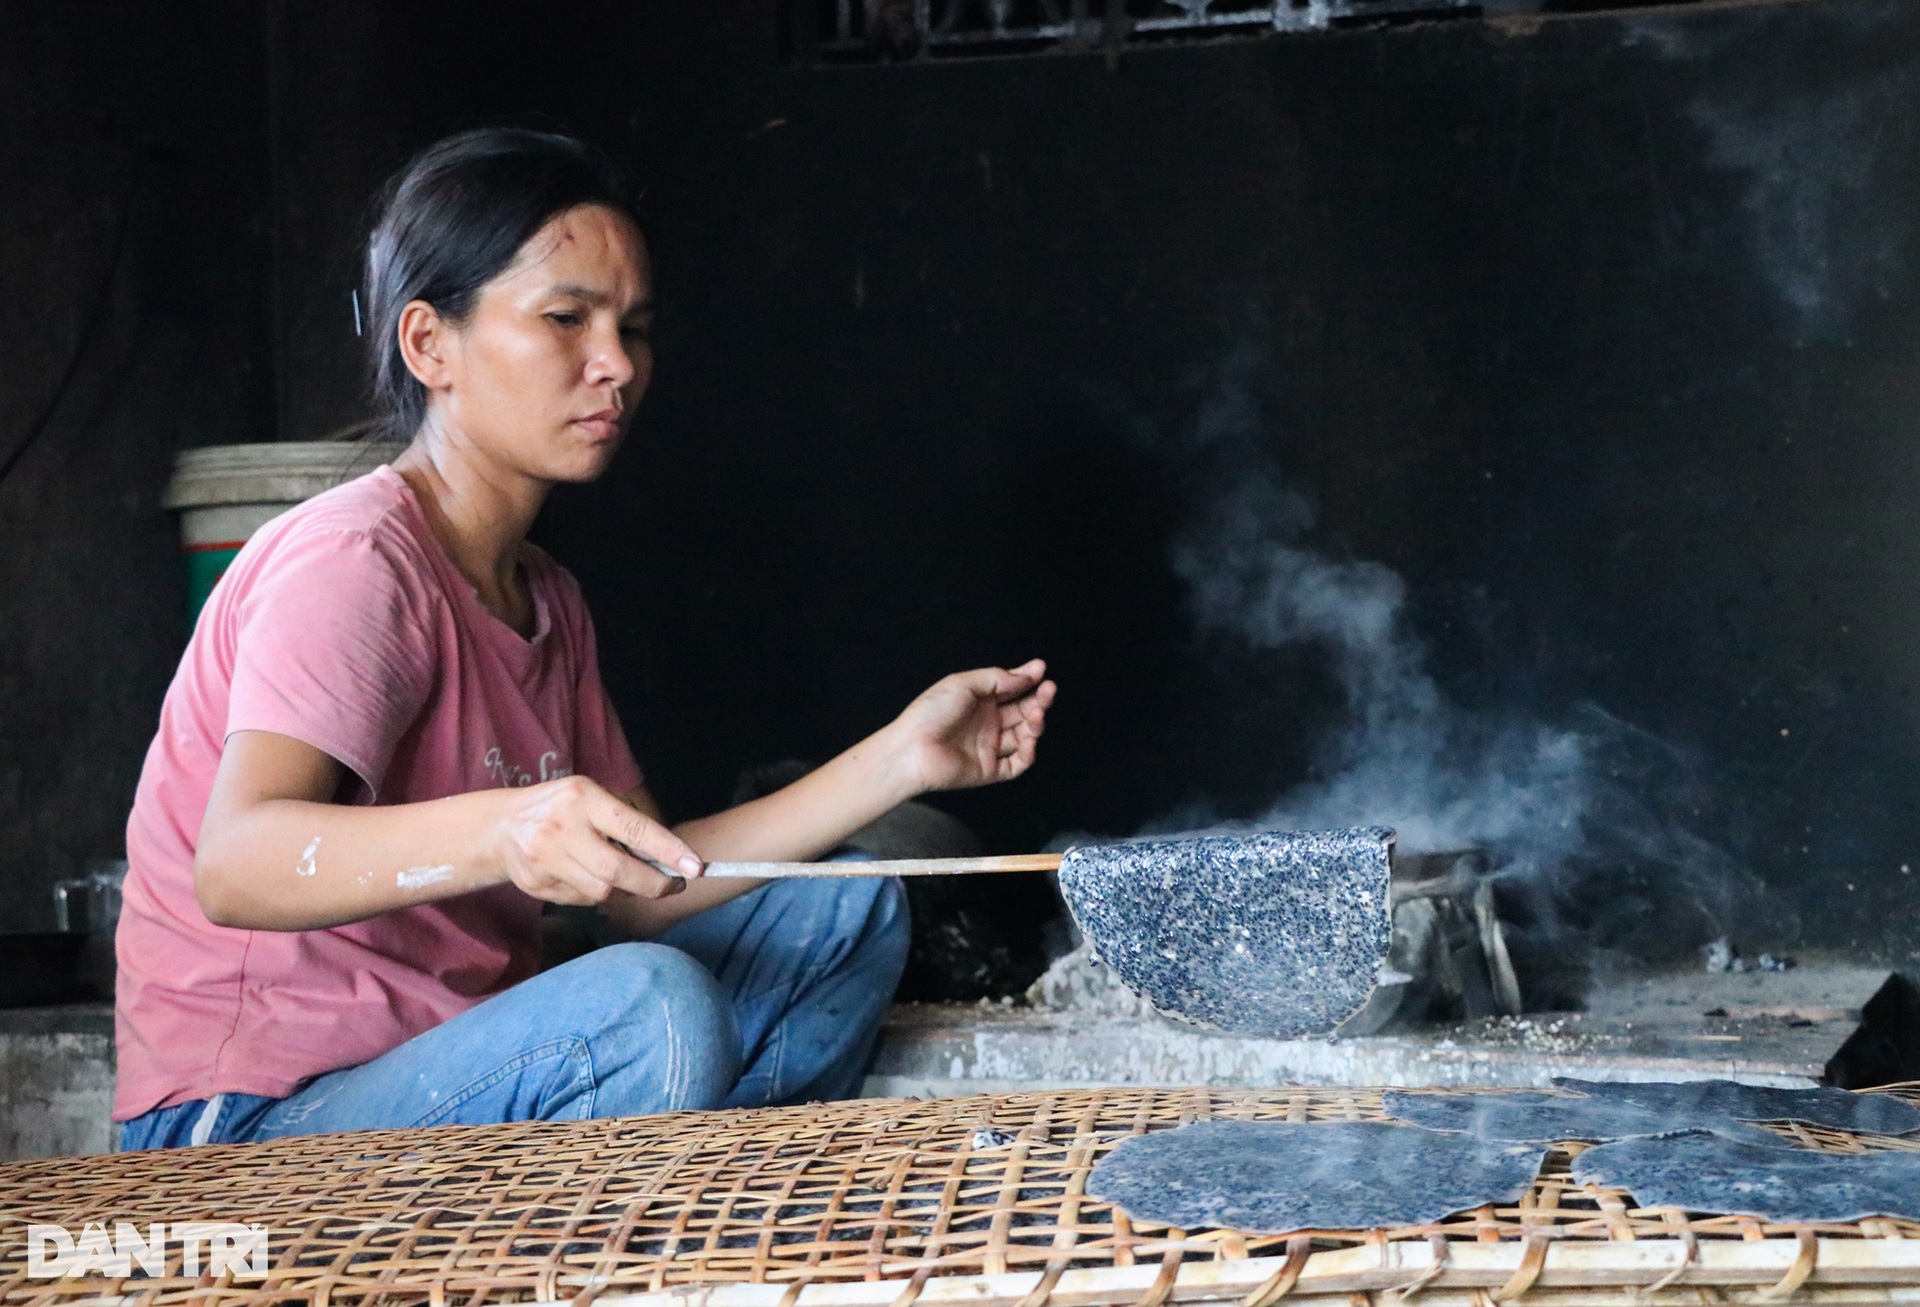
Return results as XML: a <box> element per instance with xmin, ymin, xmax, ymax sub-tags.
<box><xmin>4</xmin><ymin>1085</ymin><xmax>1920</xmax><ymax>1307</ymax></box>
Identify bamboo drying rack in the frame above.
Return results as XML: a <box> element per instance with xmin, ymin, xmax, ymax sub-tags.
<box><xmin>5</xmin><ymin>1085</ymin><xmax>1920</xmax><ymax>1307</ymax></box>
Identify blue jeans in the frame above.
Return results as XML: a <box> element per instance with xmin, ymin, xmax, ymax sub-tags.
<box><xmin>117</xmin><ymin>875</ymin><xmax>907</xmax><ymax>1151</ymax></box>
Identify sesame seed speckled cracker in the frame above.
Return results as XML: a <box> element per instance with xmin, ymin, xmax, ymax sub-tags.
<box><xmin>1087</xmin><ymin>1119</ymin><xmax>1548</xmax><ymax>1235</ymax></box>
<box><xmin>1572</xmin><ymin>1128</ymin><xmax>1920</xmax><ymax>1223</ymax></box>
<box><xmin>1553</xmin><ymin>1078</ymin><xmax>1920</xmax><ymax>1136</ymax></box>
<box><xmin>1385</xmin><ymin>1080</ymin><xmax>1920</xmax><ymax>1146</ymax></box>
<box><xmin>1058</xmin><ymin>826</ymin><xmax>1394</xmax><ymax>1037</ymax></box>
<box><xmin>1383</xmin><ymin>1089</ymin><xmax>1784</xmax><ymax>1146</ymax></box>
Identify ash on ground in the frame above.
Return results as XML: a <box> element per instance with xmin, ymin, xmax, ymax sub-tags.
<box><xmin>1024</xmin><ymin>939</ymin><xmax>1166</xmax><ymax>1021</ymax></box>
<box><xmin>1432</xmin><ymin>1013</ymin><xmax>1621</xmax><ymax>1057</ymax></box>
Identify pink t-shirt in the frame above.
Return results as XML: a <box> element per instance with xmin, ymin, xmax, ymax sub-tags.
<box><xmin>114</xmin><ymin>465</ymin><xmax>642</xmax><ymax>1121</ymax></box>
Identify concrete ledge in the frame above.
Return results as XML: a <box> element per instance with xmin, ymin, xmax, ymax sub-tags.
<box><xmin>862</xmin><ymin>1008</ymin><xmax>1820</xmax><ymax>1097</ymax></box>
<box><xmin>862</xmin><ymin>966</ymin><xmax>1890</xmax><ymax>1098</ymax></box>
<box><xmin>0</xmin><ymin>1003</ymin><xmax>114</xmax><ymax>1160</ymax></box>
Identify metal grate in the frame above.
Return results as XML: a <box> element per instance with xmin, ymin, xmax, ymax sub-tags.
<box><xmin>787</xmin><ymin>0</ymin><xmax>1470</xmax><ymax>63</ymax></box>
<box><xmin>784</xmin><ymin>0</ymin><xmax>1745</xmax><ymax>65</ymax></box>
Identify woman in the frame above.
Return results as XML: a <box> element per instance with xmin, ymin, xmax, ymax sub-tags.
<box><xmin>113</xmin><ymin>128</ymin><xmax>1055</xmax><ymax>1149</ymax></box>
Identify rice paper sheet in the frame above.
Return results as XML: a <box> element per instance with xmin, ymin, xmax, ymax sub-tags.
<box><xmin>1386</xmin><ymin>1080</ymin><xmax>1919</xmax><ymax>1146</ymax></box>
<box><xmin>1551</xmin><ymin>1078</ymin><xmax>1920</xmax><ymax>1136</ymax></box>
<box><xmin>1572</xmin><ymin>1129</ymin><xmax>1920</xmax><ymax>1224</ymax></box>
<box><xmin>1087</xmin><ymin>1120</ymin><xmax>1547</xmax><ymax>1235</ymax></box>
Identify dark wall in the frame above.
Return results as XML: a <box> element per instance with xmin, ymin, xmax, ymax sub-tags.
<box><xmin>267</xmin><ymin>0</ymin><xmax>1920</xmax><ymax>963</ymax></box>
<box><xmin>0</xmin><ymin>2</ymin><xmax>274</xmax><ymax>930</ymax></box>
<box><xmin>10</xmin><ymin>0</ymin><xmax>1913</xmax><ymax>966</ymax></box>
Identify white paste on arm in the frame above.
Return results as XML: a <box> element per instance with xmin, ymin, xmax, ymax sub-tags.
<box><xmin>397</xmin><ymin>865</ymin><xmax>455</xmax><ymax>890</ymax></box>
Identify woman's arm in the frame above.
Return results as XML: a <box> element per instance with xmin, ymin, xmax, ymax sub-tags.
<box><xmin>599</xmin><ymin>660</ymin><xmax>1056</xmax><ymax>938</ymax></box>
<box><xmin>199</xmin><ymin>659</ymin><xmax>1053</xmax><ymax>935</ymax></box>
<box><xmin>195</xmin><ymin>730</ymin><xmax>703</xmax><ymax>931</ymax></box>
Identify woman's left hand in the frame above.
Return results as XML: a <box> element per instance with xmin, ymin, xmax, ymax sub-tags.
<box><xmin>653</xmin><ymin>660</ymin><xmax>1057</xmax><ymax>886</ymax></box>
<box><xmin>890</xmin><ymin>659</ymin><xmax>1057</xmax><ymax>794</ymax></box>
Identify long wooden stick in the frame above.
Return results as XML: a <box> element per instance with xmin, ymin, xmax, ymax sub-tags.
<box><xmin>700</xmin><ymin>853</ymin><xmax>1064</xmax><ymax>879</ymax></box>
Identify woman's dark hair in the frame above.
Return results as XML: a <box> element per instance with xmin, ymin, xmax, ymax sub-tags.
<box><xmin>364</xmin><ymin>128</ymin><xmax>642</xmax><ymax>442</ymax></box>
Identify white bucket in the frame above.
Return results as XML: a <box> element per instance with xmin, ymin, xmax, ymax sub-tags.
<box><xmin>164</xmin><ymin>440</ymin><xmax>409</xmax><ymax>616</ymax></box>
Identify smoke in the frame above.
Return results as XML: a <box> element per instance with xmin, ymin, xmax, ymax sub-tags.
<box><xmin>1154</xmin><ymin>342</ymin><xmax>1790</xmax><ymax>970</ymax></box>
<box><xmin>1690</xmin><ymin>75</ymin><xmax>1910</xmax><ymax>344</ymax></box>
<box><xmin>1173</xmin><ymin>464</ymin><xmax>1589</xmax><ymax>863</ymax></box>
<box><xmin>1624</xmin><ymin>4</ymin><xmax>1915</xmax><ymax>344</ymax></box>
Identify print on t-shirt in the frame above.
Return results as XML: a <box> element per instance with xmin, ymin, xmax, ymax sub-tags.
<box><xmin>482</xmin><ymin>746</ymin><xmax>572</xmax><ymax>788</ymax></box>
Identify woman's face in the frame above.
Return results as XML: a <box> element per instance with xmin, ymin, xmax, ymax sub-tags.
<box><xmin>415</xmin><ymin>203</ymin><xmax>653</xmax><ymax>484</ymax></box>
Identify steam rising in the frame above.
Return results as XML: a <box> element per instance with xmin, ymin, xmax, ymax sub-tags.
<box><xmin>1625</xmin><ymin>4</ymin><xmax>1914</xmax><ymax>344</ymax></box>
<box><xmin>1175</xmin><ymin>466</ymin><xmax>1587</xmax><ymax>862</ymax></box>
<box><xmin>1154</xmin><ymin>344</ymin><xmax>1790</xmax><ymax>967</ymax></box>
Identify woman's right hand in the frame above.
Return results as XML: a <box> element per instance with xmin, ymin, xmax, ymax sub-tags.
<box><xmin>494</xmin><ymin>775</ymin><xmax>705</xmax><ymax>905</ymax></box>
